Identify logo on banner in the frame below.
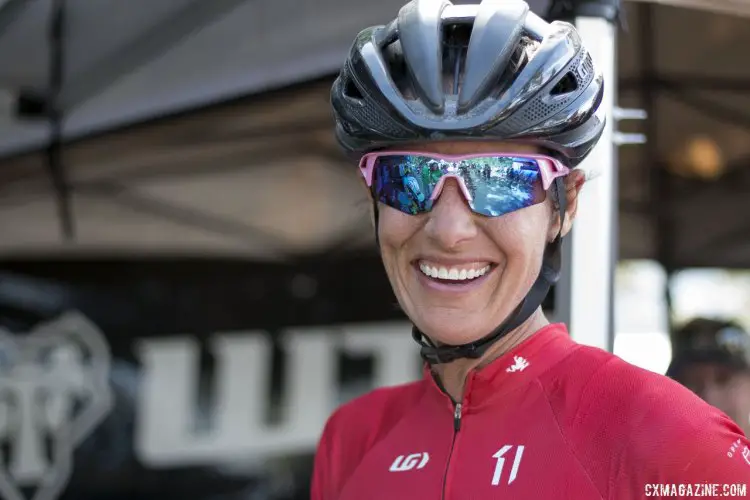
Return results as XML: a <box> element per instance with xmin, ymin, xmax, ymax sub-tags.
<box><xmin>134</xmin><ymin>322</ymin><xmax>419</xmax><ymax>466</ymax></box>
<box><xmin>0</xmin><ymin>312</ymin><xmax>113</xmax><ymax>500</ymax></box>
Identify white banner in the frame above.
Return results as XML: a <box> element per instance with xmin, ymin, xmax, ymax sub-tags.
<box><xmin>0</xmin><ymin>311</ymin><xmax>422</xmax><ymax>499</ymax></box>
<box><xmin>134</xmin><ymin>322</ymin><xmax>420</xmax><ymax>466</ymax></box>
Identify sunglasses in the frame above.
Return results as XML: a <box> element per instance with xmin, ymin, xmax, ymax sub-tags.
<box><xmin>359</xmin><ymin>151</ymin><xmax>570</xmax><ymax>217</ymax></box>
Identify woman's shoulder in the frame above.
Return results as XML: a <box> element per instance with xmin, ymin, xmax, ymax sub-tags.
<box><xmin>311</xmin><ymin>380</ymin><xmax>427</xmax><ymax>498</ymax></box>
<box><xmin>558</xmin><ymin>345</ymin><xmax>743</xmax><ymax>450</ymax></box>
<box><xmin>571</xmin><ymin>348</ymin><xmax>750</xmax><ymax>486</ymax></box>
<box><xmin>317</xmin><ymin>379</ymin><xmax>428</xmax><ymax>459</ymax></box>
<box><xmin>563</xmin><ymin>344</ymin><xmax>712</xmax><ymax>423</ymax></box>
<box><xmin>545</xmin><ymin>346</ymin><xmax>748</xmax><ymax>492</ymax></box>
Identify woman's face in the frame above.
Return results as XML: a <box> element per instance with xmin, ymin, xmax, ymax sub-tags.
<box><xmin>377</xmin><ymin>141</ymin><xmax>582</xmax><ymax>345</ymax></box>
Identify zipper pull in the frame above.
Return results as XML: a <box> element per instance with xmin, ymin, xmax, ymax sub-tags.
<box><xmin>453</xmin><ymin>403</ymin><xmax>462</xmax><ymax>432</ymax></box>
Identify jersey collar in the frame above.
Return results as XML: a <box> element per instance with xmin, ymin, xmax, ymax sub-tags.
<box><xmin>425</xmin><ymin>323</ymin><xmax>578</xmax><ymax>409</ymax></box>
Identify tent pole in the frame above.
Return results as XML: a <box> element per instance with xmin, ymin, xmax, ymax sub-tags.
<box><xmin>637</xmin><ymin>4</ymin><xmax>675</xmax><ymax>332</ymax></box>
<box><xmin>47</xmin><ymin>0</ymin><xmax>74</xmax><ymax>241</ymax></box>
<box><xmin>548</xmin><ymin>0</ymin><xmax>621</xmax><ymax>351</ymax></box>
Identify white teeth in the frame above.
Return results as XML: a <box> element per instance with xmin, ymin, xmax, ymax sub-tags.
<box><xmin>418</xmin><ymin>262</ymin><xmax>491</xmax><ymax>282</ymax></box>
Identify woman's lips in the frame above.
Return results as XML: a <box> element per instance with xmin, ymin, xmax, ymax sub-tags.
<box><xmin>414</xmin><ymin>260</ymin><xmax>496</xmax><ymax>292</ymax></box>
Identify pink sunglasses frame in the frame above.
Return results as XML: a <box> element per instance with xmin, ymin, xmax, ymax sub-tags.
<box><xmin>359</xmin><ymin>151</ymin><xmax>570</xmax><ymax>203</ymax></box>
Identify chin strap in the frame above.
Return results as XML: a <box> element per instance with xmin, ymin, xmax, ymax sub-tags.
<box><xmin>412</xmin><ymin>177</ymin><xmax>567</xmax><ymax>365</ymax></box>
<box><xmin>373</xmin><ymin>197</ymin><xmax>381</xmax><ymax>247</ymax></box>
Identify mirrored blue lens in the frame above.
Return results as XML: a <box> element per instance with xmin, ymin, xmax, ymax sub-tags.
<box><xmin>372</xmin><ymin>155</ymin><xmax>546</xmax><ymax>217</ymax></box>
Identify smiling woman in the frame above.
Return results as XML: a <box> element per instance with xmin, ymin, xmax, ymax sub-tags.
<box><xmin>372</xmin><ymin>142</ymin><xmax>579</xmax><ymax>367</ymax></box>
<box><xmin>312</xmin><ymin>1</ymin><xmax>750</xmax><ymax>499</ymax></box>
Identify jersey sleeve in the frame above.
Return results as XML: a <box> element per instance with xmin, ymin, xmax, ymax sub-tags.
<box><xmin>310</xmin><ymin>382</ymin><xmax>424</xmax><ymax>499</ymax></box>
<box><xmin>615</xmin><ymin>395</ymin><xmax>750</xmax><ymax>498</ymax></box>
<box><xmin>310</xmin><ymin>389</ymin><xmax>390</xmax><ymax>499</ymax></box>
<box><xmin>660</xmin><ymin>412</ymin><xmax>750</xmax><ymax>480</ymax></box>
<box><xmin>311</xmin><ymin>409</ymin><xmax>343</xmax><ymax>500</ymax></box>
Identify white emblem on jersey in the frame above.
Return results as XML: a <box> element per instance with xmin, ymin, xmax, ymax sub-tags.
<box><xmin>727</xmin><ymin>439</ymin><xmax>750</xmax><ymax>466</ymax></box>
<box><xmin>389</xmin><ymin>452</ymin><xmax>430</xmax><ymax>472</ymax></box>
<box><xmin>728</xmin><ymin>439</ymin><xmax>742</xmax><ymax>459</ymax></box>
<box><xmin>506</xmin><ymin>356</ymin><xmax>529</xmax><ymax>373</ymax></box>
<box><xmin>492</xmin><ymin>445</ymin><xmax>525</xmax><ymax>485</ymax></box>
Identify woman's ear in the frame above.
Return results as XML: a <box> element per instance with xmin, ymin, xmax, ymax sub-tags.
<box><xmin>548</xmin><ymin>169</ymin><xmax>586</xmax><ymax>241</ymax></box>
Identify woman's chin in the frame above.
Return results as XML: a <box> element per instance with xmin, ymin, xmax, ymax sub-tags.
<box><xmin>413</xmin><ymin>316</ymin><xmax>489</xmax><ymax>347</ymax></box>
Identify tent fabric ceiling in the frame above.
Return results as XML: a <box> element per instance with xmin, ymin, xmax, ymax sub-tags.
<box><xmin>616</xmin><ymin>3</ymin><xmax>750</xmax><ymax>268</ymax></box>
<box><xmin>0</xmin><ymin>1</ymin><xmax>749</xmax><ymax>269</ymax></box>
<box><xmin>0</xmin><ymin>79</ymin><xmax>373</xmax><ymax>259</ymax></box>
<box><xmin>0</xmin><ymin>0</ymin><xmax>550</xmax><ymax>156</ymax></box>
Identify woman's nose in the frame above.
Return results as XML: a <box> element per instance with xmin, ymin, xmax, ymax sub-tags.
<box><xmin>423</xmin><ymin>179</ymin><xmax>478</xmax><ymax>250</ymax></box>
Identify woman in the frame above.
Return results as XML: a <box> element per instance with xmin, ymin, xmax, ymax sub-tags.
<box><xmin>312</xmin><ymin>0</ymin><xmax>750</xmax><ymax>498</ymax></box>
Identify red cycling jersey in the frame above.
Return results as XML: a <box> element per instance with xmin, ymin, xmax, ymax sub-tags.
<box><xmin>312</xmin><ymin>323</ymin><xmax>750</xmax><ymax>499</ymax></box>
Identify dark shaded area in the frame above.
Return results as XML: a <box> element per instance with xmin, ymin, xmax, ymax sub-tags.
<box><xmin>0</xmin><ymin>254</ymin><xmax>414</xmax><ymax>500</ymax></box>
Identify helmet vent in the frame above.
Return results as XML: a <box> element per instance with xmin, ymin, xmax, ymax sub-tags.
<box><xmin>550</xmin><ymin>71</ymin><xmax>579</xmax><ymax>96</ymax></box>
<box><xmin>492</xmin><ymin>37</ymin><xmax>536</xmax><ymax>100</ymax></box>
<box><xmin>343</xmin><ymin>77</ymin><xmax>364</xmax><ymax>101</ymax></box>
<box><xmin>442</xmin><ymin>24</ymin><xmax>471</xmax><ymax>94</ymax></box>
<box><xmin>382</xmin><ymin>40</ymin><xmax>419</xmax><ymax>100</ymax></box>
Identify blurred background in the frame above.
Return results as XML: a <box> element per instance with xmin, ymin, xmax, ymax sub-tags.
<box><xmin>0</xmin><ymin>0</ymin><xmax>749</xmax><ymax>499</ymax></box>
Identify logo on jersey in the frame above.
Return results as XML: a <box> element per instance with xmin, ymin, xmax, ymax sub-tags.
<box><xmin>726</xmin><ymin>439</ymin><xmax>750</xmax><ymax>467</ymax></box>
<box><xmin>492</xmin><ymin>445</ymin><xmax>525</xmax><ymax>485</ymax></box>
<box><xmin>0</xmin><ymin>312</ymin><xmax>113</xmax><ymax>500</ymax></box>
<box><xmin>506</xmin><ymin>356</ymin><xmax>530</xmax><ymax>373</ymax></box>
<box><xmin>389</xmin><ymin>452</ymin><xmax>430</xmax><ymax>472</ymax></box>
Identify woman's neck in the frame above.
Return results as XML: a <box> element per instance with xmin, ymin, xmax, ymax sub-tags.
<box><xmin>431</xmin><ymin>308</ymin><xmax>549</xmax><ymax>402</ymax></box>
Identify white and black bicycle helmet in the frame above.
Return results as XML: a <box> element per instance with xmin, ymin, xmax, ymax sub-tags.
<box><xmin>331</xmin><ymin>0</ymin><xmax>607</xmax><ymax>364</ymax></box>
<box><xmin>331</xmin><ymin>0</ymin><xmax>605</xmax><ymax>166</ymax></box>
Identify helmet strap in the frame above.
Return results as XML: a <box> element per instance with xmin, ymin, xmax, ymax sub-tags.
<box><xmin>372</xmin><ymin>197</ymin><xmax>381</xmax><ymax>248</ymax></box>
<box><xmin>413</xmin><ymin>176</ymin><xmax>568</xmax><ymax>364</ymax></box>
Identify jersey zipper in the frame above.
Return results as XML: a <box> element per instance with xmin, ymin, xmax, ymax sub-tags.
<box><xmin>441</xmin><ymin>401</ymin><xmax>462</xmax><ymax>500</ymax></box>
<box><xmin>430</xmin><ymin>369</ymin><xmax>466</xmax><ymax>500</ymax></box>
